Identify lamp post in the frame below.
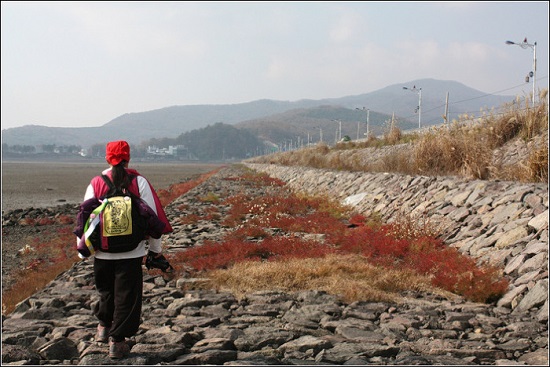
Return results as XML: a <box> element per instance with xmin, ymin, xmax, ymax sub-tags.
<box><xmin>356</xmin><ymin>107</ymin><xmax>370</xmax><ymax>137</ymax></box>
<box><xmin>331</xmin><ymin>119</ymin><xmax>342</xmax><ymax>142</ymax></box>
<box><xmin>403</xmin><ymin>86</ymin><xmax>422</xmax><ymax>129</ymax></box>
<box><xmin>506</xmin><ymin>38</ymin><xmax>537</xmax><ymax>107</ymax></box>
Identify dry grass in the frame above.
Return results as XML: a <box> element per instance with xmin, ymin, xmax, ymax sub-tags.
<box><xmin>247</xmin><ymin>93</ymin><xmax>548</xmax><ymax>183</ymax></box>
<box><xmin>205</xmin><ymin>254</ymin><xmax>453</xmax><ymax>304</ymax></box>
<box><xmin>384</xmin><ymin>210</ymin><xmax>450</xmax><ymax>241</ymax></box>
<box><xmin>527</xmin><ymin>145</ymin><xmax>549</xmax><ymax>182</ymax></box>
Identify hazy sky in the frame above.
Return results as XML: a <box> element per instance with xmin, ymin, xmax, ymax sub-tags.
<box><xmin>1</xmin><ymin>1</ymin><xmax>548</xmax><ymax>130</ymax></box>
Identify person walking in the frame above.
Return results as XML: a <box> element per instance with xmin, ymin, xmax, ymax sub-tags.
<box><xmin>74</xmin><ymin>140</ymin><xmax>173</xmax><ymax>359</ymax></box>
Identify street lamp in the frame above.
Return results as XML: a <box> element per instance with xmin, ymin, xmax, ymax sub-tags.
<box><xmin>331</xmin><ymin>119</ymin><xmax>342</xmax><ymax>142</ymax></box>
<box><xmin>356</xmin><ymin>107</ymin><xmax>370</xmax><ymax>137</ymax></box>
<box><xmin>316</xmin><ymin>126</ymin><xmax>323</xmax><ymax>143</ymax></box>
<box><xmin>403</xmin><ymin>86</ymin><xmax>422</xmax><ymax>129</ymax></box>
<box><xmin>506</xmin><ymin>38</ymin><xmax>537</xmax><ymax>107</ymax></box>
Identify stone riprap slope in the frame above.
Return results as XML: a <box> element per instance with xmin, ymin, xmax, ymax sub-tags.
<box><xmin>2</xmin><ymin>165</ymin><xmax>548</xmax><ymax>365</ymax></box>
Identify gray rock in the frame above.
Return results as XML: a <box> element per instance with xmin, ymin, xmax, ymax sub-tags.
<box><xmin>2</xmin><ymin>164</ymin><xmax>548</xmax><ymax>365</ymax></box>
<box><xmin>513</xmin><ymin>279</ymin><xmax>549</xmax><ymax>313</ymax></box>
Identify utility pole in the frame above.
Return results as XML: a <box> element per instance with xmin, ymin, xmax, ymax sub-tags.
<box><xmin>356</xmin><ymin>107</ymin><xmax>370</xmax><ymax>138</ymax></box>
<box><xmin>331</xmin><ymin>119</ymin><xmax>342</xmax><ymax>142</ymax></box>
<box><xmin>366</xmin><ymin>109</ymin><xmax>370</xmax><ymax>137</ymax></box>
<box><xmin>444</xmin><ymin>92</ymin><xmax>449</xmax><ymax>126</ymax></box>
<box><xmin>403</xmin><ymin>86</ymin><xmax>422</xmax><ymax>129</ymax></box>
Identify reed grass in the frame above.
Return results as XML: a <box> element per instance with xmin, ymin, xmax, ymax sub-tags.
<box><xmin>248</xmin><ymin>94</ymin><xmax>548</xmax><ymax>183</ymax></box>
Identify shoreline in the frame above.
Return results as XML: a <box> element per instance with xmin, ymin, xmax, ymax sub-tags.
<box><xmin>2</xmin><ymin>154</ymin><xmax>239</xmax><ymax>164</ymax></box>
<box><xmin>1</xmin><ymin>161</ymin><xmax>226</xmax><ymax>213</ymax></box>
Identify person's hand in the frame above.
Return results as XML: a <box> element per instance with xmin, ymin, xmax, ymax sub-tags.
<box><xmin>145</xmin><ymin>251</ymin><xmax>174</xmax><ymax>273</ymax></box>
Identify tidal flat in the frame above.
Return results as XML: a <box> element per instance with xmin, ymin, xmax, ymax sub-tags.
<box><xmin>1</xmin><ymin>160</ymin><xmax>225</xmax><ymax>213</ymax></box>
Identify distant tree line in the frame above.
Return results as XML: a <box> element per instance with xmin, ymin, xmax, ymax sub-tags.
<box><xmin>132</xmin><ymin>122</ymin><xmax>264</xmax><ymax>160</ymax></box>
<box><xmin>2</xmin><ymin>123</ymin><xmax>268</xmax><ymax>161</ymax></box>
<box><xmin>2</xmin><ymin>143</ymin><xmax>82</xmax><ymax>154</ymax></box>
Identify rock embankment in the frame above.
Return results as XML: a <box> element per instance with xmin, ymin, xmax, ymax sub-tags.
<box><xmin>244</xmin><ymin>163</ymin><xmax>548</xmax><ymax>316</ymax></box>
<box><xmin>2</xmin><ymin>164</ymin><xmax>548</xmax><ymax>365</ymax></box>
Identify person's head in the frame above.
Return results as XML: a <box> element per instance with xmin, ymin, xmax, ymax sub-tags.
<box><xmin>105</xmin><ymin>140</ymin><xmax>130</xmax><ymax>167</ymax></box>
<box><xmin>105</xmin><ymin>140</ymin><xmax>130</xmax><ymax>187</ymax></box>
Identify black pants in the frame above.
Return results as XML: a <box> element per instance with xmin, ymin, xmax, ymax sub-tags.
<box><xmin>93</xmin><ymin>257</ymin><xmax>143</xmax><ymax>341</ymax></box>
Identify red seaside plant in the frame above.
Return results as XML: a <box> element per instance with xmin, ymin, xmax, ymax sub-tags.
<box><xmin>156</xmin><ymin>168</ymin><xmax>222</xmax><ymax>206</ymax></box>
<box><xmin>173</xmin><ymin>170</ymin><xmax>509</xmax><ymax>304</ymax></box>
<box><xmin>2</xmin><ymin>227</ymin><xmax>78</xmax><ymax>314</ymax></box>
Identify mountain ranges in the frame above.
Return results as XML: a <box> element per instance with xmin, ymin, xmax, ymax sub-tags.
<box><xmin>1</xmin><ymin>78</ymin><xmax>517</xmax><ymax>152</ymax></box>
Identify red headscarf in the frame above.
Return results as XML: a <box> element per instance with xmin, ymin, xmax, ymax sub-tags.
<box><xmin>106</xmin><ymin>140</ymin><xmax>130</xmax><ymax>165</ymax></box>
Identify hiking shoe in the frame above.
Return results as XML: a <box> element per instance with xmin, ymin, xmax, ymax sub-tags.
<box><xmin>109</xmin><ymin>337</ymin><xmax>131</xmax><ymax>359</ymax></box>
<box><xmin>95</xmin><ymin>324</ymin><xmax>110</xmax><ymax>343</ymax></box>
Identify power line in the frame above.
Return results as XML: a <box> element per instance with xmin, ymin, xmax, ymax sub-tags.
<box><xmin>452</xmin><ymin>77</ymin><xmax>548</xmax><ymax>105</ymax></box>
<box><xmin>399</xmin><ymin>76</ymin><xmax>548</xmax><ymax>124</ymax></box>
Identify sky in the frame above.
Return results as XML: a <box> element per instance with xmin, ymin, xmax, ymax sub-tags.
<box><xmin>1</xmin><ymin>1</ymin><xmax>548</xmax><ymax>130</ymax></box>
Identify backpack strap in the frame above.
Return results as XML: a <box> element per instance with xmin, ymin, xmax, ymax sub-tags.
<box><xmin>101</xmin><ymin>175</ymin><xmax>116</xmax><ymax>194</ymax></box>
<box><xmin>101</xmin><ymin>174</ymin><xmax>137</xmax><ymax>197</ymax></box>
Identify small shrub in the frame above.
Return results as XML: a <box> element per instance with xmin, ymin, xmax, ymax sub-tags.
<box><xmin>203</xmin><ymin>206</ymin><xmax>221</xmax><ymax>221</ymax></box>
<box><xmin>386</xmin><ymin>210</ymin><xmax>449</xmax><ymax>241</ymax></box>
<box><xmin>379</xmin><ymin>150</ymin><xmax>414</xmax><ymax>175</ymax></box>
<box><xmin>384</xmin><ymin>126</ymin><xmax>402</xmax><ymax>145</ymax></box>
<box><xmin>224</xmin><ymin>225</ymin><xmax>269</xmax><ymax>241</ymax></box>
<box><xmin>36</xmin><ymin>217</ymin><xmax>56</xmax><ymax>226</ymax></box>
<box><xmin>200</xmin><ymin>192</ymin><xmax>220</xmax><ymax>203</ymax></box>
<box><xmin>406</xmin><ymin>247</ymin><xmax>509</xmax><ymax>303</ymax></box>
<box><xmin>315</xmin><ymin>142</ymin><xmax>330</xmax><ymax>154</ymax></box>
<box><xmin>18</xmin><ymin>244</ymin><xmax>35</xmax><ymax>255</ymax></box>
<box><xmin>172</xmin><ymin>239</ymin><xmax>269</xmax><ymax>271</ymax></box>
<box><xmin>527</xmin><ymin>144</ymin><xmax>548</xmax><ymax>182</ymax></box>
<box><xmin>180</xmin><ymin>214</ymin><xmax>201</xmax><ymax>225</ymax></box>
<box><xmin>19</xmin><ymin>217</ymin><xmax>36</xmax><ymax>226</ymax></box>
<box><xmin>226</xmin><ymin>171</ymin><xmax>286</xmax><ymax>187</ymax></box>
<box><xmin>56</xmin><ymin>214</ymin><xmax>74</xmax><ymax>225</ymax></box>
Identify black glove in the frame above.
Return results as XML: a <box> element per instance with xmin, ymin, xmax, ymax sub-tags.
<box><xmin>145</xmin><ymin>251</ymin><xmax>174</xmax><ymax>273</ymax></box>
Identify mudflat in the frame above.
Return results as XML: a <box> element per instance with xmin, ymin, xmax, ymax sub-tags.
<box><xmin>1</xmin><ymin>160</ymin><xmax>225</xmax><ymax>213</ymax></box>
